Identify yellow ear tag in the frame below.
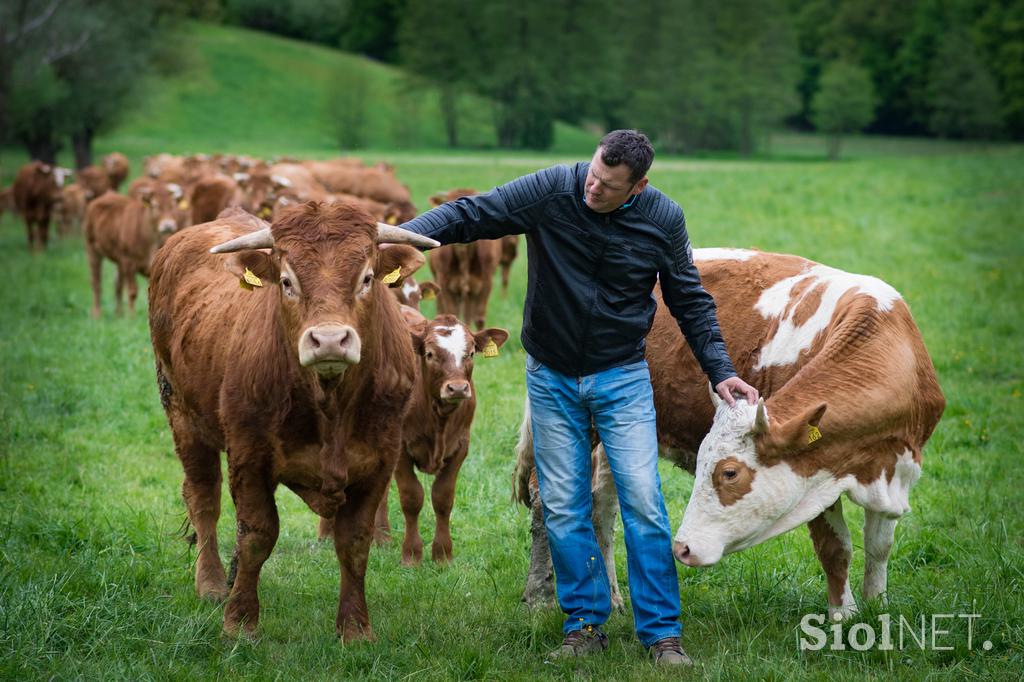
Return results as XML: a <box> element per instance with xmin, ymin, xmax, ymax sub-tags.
<box><xmin>177</xmin><ymin>199</ymin><xmax>189</xmax><ymax>210</ymax></box>
<box><xmin>483</xmin><ymin>338</ymin><xmax>499</xmax><ymax>358</ymax></box>
<box><xmin>421</xmin><ymin>288</ymin><xmax>436</xmax><ymax>301</ymax></box>
<box><xmin>240</xmin><ymin>267</ymin><xmax>263</xmax><ymax>291</ymax></box>
<box><xmin>258</xmin><ymin>207</ymin><xmax>272</xmax><ymax>219</ymax></box>
<box><xmin>386</xmin><ymin>215</ymin><xmax>398</xmax><ymax>225</ymax></box>
<box><xmin>381</xmin><ymin>266</ymin><xmax>402</xmax><ymax>285</ymax></box>
<box><xmin>807</xmin><ymin>425</ymin><xmax>822</xmax><ymax>444</ymax></box>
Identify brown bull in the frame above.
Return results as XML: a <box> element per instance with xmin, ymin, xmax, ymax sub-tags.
<box><xmin>189</xmin><ymin>174</ymin><xmax>243</xmax><ymax>225</ymax></box>
<box><xmin>84</xmin><ymin>184</ymin><xmax>180</xmax><ymax>317</ymax></box>
<box><xmin>148</xmin><ymin>202</ymin><xmax>438</xmax><ymax>640</ymax></box>
<box><xmin>13</xmin><ymin>161</ymin><xmax>71</xmax><ymax>250</ymax></box>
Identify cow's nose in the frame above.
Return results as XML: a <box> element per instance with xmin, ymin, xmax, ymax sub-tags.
<box><xmin>299</xmin><ymin>324</ymin><xmax>361</xmax><ymax>372</ymax></box>
<box><xmin>442</xmin><ymin>380</ymin><xmax>471</xmax><ymax>400</ymax></box>
<box><xmin>158</xmin><ymin>219</ymin><xmax>177</xmax><ymax>234</ymax></box>
<box><xmin>673</xmin><ymin>541</ymin><xmax>694</xmax><ymax>565</ymax></box>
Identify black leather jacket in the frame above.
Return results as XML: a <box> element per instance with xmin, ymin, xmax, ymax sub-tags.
<box><xmin>400</xmin><ymin>162</ymin><xmax>737</xmax><ymax>384</ymax></box>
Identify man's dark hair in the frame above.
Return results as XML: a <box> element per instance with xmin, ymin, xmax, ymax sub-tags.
<box><xmin>598</xmin><ymin>129</ymin><xmax>654</xmax><ymax>184</ymax></box>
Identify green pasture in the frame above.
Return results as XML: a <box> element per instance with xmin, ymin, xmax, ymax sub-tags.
<box><xmin>1</xmin><ymin>143</ymin><xmax>1021</xmax><ymax>680</ymax></box>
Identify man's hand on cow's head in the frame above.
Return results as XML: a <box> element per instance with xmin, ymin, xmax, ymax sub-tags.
<box><xmin>715</xmin><ymin>376</ymin><xmax>759</xmax><ymax>407</ymax></box>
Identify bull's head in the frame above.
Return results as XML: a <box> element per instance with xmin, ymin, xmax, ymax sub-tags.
<box><xmin>138</xmin><ymin>182</ymin><xmax>183</xmax><ymax>237</ymax></box>
<box><xmin>210</xmin><ymin>202</ymin><xmax>438</xmax><ymax>380</ymax></box>
<box><xmin>406</xmin><ymin>312</ymin><xmax>508</xmax><ymax>407</ymax></box>
<box><xmin>673</xmin><ymin>394</ymin><xmax>828</xmax><ymax>567</ymax></box>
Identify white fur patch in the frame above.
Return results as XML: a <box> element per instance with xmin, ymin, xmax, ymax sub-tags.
<box><xmin>846</xmin><ymin>448</ymin><xmax>920</xmax><ymax>517</ymax></box>
<box><xmin>754</xmin><ymin>264</ymin><xmax>902</xmax><ymax>369</ymax></box>
<box><xmin>433</xmin><ymin>324</ymin><xmax>468</xmax><ymax>368</ymax></box>
<box><xmin>402</xmin><ymin>279</ymin><xmax>419</xmax><ymax>301</ymax></box>
<box><xmin>693</xmin><ymin>247</ymin><xmax>756</xmax><ymax>261</ymax></box>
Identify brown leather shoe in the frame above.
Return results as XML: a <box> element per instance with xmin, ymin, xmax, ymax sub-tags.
<box><xmin>650</xmin><ymin>637</ymin><xmax>693</xmax><ymax>666</ymax></box>
<box><xmin>546</xmin><ymin>626</ymin><xmax>610</xmax><ymax>660</ymax></box>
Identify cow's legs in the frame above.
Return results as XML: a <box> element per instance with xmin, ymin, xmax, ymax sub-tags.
<box><xmin>430</xmin><ymin>441</ymin><xmax>469</xmax><ymax>563</ymax></box>
<box><xmin>500</xmin><ymin>262</ymin><xmax>511</xmax><ymax>296</ymax></box>
<box><xmin>87</xmin><ymin>246</ymin><xmax>103</xmax><ymax>319</ymax></box>
<box><xmin>862</xmin><ymin>509</ymin><xmax>898</xmax><ymax>602</ymax></box>
<box><xmin>223</xmin><ymin>462</ymin><xmax>279</xmax><ymax>637</ymax></box>
<box><xmin>373</xmin><ymin>481</ymin><xmax>391</xmax><ymax>544</ymax></box>
<box><xmin>591</xmin><ymin>444</ymin><xmax>623</xmax><ymax>611</ymax></box>
<box><xmin>470</xmin><ymin>280</ymin><xmax>493</xmax><ymax>330</ymax></box>
<box><xmin>333</xmin><ymin>467</ymin><xmax>390</xmax><ymax>642</ymax></box>
<box><xmin>808</xmin><ymin>498</ymin><xmax>856</xmax><ymax>620</ymax></box>
<box><xmin>394</xmin><ymin>453</ymin><xmax>424</xmax><ymax>565</ymax></box>
<box><xmin>173</xmin><ymin>419</ymin><xmax>228</xmax><ymax>601</ymax></box>
<box><xmin>522</xmin><ymin>474</ymin><xmax>556</xmax><ymax>607</ymax></box>
<box><xmin>38</xmin><ymin>217</ymin><xmax>50</xmax><ymax>248</ymax></box>
<box><xmin>113</xmin><ymin>263</ymin><xmax>126</xmax><ymax>316</ymax></box>
<box><xmin>125</xmin><ymin>269</ymin><xmax>139</xmax><ymax>316</ymax></box>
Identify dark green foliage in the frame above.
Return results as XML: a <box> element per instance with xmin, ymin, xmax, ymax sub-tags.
<box><xmin>224</xmin><ymin>0</ymin><xmax>350</xmax><ymax>47</ymax></box>
<box><xmin>812</xmin><ymin>61</ymin><xmax>877</xmax><ymax>158</ymax></box>
<box><xmin>339</xmin><ymin>0</ymin><xmax>406</xmax><ymax>61</ymax></box>
<box><xmin>927</xmin><ymin>29</ymin><xmax>1002</xmax><ymax>139</ymax></box>
<box><xmin>326</xmin><ymin>65</ymin><xmax>373</xmax><ymax>149</ymax></box>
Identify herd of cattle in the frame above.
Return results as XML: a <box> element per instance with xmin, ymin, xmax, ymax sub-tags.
<box><xmin>2</xmin><ymin>154</ymin><xmax>944</xmax><ymax>642</ymax></box>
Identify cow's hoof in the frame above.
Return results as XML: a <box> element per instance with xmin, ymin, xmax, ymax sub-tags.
<box><xmin>339</xmin><ymin>624</ymin><xmax>375</xmax><ymax>643</ymax></box>
<box><xmin>222</xmin><ymin>618</ymin><xmax>258</xmax><ymax>641</ymax></box>
<box><xmin>828</xmin><ymin>603</ymin><xmax>858</xmax><ymax>622</ymax></box>
<box><xmin>610</xmin><ymin>591</ymin><xmax>625</xmax><ymax>612</ymax></box>
<box><xmin>430</xmin><ymin>543</ymin><xmax>452</xmax><ymax>564</ymax></box>
<box><xmin>197</xmin><ymin>581</ymin><xmax>229</xmax><ymax>603</ymax></box>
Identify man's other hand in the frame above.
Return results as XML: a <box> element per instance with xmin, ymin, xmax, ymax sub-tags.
<box><xmin>715</xmin><ymin>376</ymin><xmax>759</xmax><ymax>407</ymax></box>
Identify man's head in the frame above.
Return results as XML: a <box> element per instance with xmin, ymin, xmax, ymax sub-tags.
<box><xmin>584</xmin><ymin>130</ymin><xmax>653</xmax><ymax>213</ymax></box>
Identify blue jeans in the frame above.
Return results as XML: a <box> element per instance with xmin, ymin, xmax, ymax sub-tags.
<box><xmin>526</xmin><ymin>354</ymin><xmax>681</xmax><ymax>647</ymax></box>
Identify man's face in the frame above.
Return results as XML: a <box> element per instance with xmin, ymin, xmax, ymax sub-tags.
<box><xmin>583</xmin><ymin>148</ymin><xmax>648</xmax><ymax>213</ymax></box>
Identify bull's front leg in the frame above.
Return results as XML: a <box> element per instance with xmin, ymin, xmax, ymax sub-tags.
<box><xmin>808</xmin><ymin>498</ymin><xmax>856</xmax><ymax>621</ymax></box>
<box><xmin>332</xmin><ymin>463</ymin><xmax>392</xmax><ymax>642</ymax></box>
<box><xmin>223</xmin><ymin>455</ymin><xmax>280</xmax><ymax>637</ymax></box>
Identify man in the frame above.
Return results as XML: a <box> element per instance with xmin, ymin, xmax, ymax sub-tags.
<box><xmin>398</xmin><ymin>130</ymin><xmax>757</xmax><ymax>665</ymax></box>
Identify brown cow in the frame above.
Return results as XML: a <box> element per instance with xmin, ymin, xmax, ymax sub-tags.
<box><xmin>103</xmin><ymin>152</ymin><xmax>130</xmax><ymax>190</ymax></box>
<box><xmin>390</xmin><ymin>275</ymin><xmax>440</xmax><ymax>311</ymax></box>
<box><xmin>189</xmin><ymin>174</ymin><xmax>243</xmax><ymax>226</ymax></box>
<box><xmin>78</xmin><ymin>165</ymin><xmax>112</xmax><ymax>200</ymax></box>
<box><xmin>308</xmin><ymin>161</ymin><xmax>412</xmax><ymax>204</ymax></box>
<box><xmin>148</xmin><ymin>203</ymin><xmax>438</xmax><ymax>640</ymax></box>
<box><xmin>57</xmin><ymin>183</ymin><xmax>89</xmax><ymax>236</ymax></box>
<box><xmin>498</xmin><ymin>234</ymin><xmax>520</xmax><ymax>295</ymax></box>
<box><xmin>84</xmin><ymin>185</ymin><xmax>180</xmax><ymax>317</ymax></box>
<box><xmin>13</xmin><ymin>161</ymin><xmax>71</xmax><ymax>250</ymax></box>
<box><xmin>515</xmin><ymin>248</ymin><xmax>945</xmax><ymax>621</ymax></box>
<box><xmin>427</xmin><ymin>189</ymin><xmax>501</xmax><ymax>330</ymax></box>
<box><xmin>366</xmin><ymin>311</ymin><xmax>508</xmax><ymax>564</ymax></box>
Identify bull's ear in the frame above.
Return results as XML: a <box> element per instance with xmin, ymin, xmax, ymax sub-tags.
<box><xmin>473</xmin><ymin>328</ymin><xmax>510</xmax><ymax>356</ymax></box>
<box><xmin>223</xmin><ymin>250</ymin><xmax>278</xmax><ymax>288</ymax></box>
<box><xmin>428</xmin><ymin>193</ymin><xmax>445</xmax><ymax>207</ymax></box>
<box><xmin>419</xmin><ymin>280</ymin><xmax>440</xmax><ymax>301</ymax></box>
<box><xmin>769</xmin><ymin>401</ymin><xmax>827</xmax><ymax>451</ymax></box>
<box><xmin>376</xmin><ymin>244</ymin><xmax>425</xmax><ymax>287</ymax></box>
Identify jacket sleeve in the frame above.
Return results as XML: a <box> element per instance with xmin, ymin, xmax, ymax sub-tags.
<box><xmin>659</xmin><ymin>214</ymin><xmax>738</xmax><ymax>387</ymax></box>
<box><xmin>398</xmin><ymin>165</ymin><xmax>564</xmax><ymax>244</ymax></box>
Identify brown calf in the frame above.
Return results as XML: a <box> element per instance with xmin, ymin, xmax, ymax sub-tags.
<box><xmin>148</xmin><ymin>203</ymin><xmax>438</xmax><ymax>640</ymax></box>
<box><xmin>189</xmin><ymin>174</ymin><xmax>243</xmax><ymax>225</ymax></box>
<box><xmin>103</xmin><ymin>152</ymin><xmax>130</xmax><ymax>190</ymax></box>
<box><xmin>78</xmin><ymin>165</ymin><xmax>111</xmax><ymax>200</ymax></box>
<box><xmin>57</xmin><ymin>183</ymin><xmax>89</xmax><ymax>236</ymax></box>
<box><xmin>13</xmin><ymin>161</ymin><xmax>71</xmax><ymax>250</ymax></box>
<box><xmin>84</xmin><ymin>185</ymin><xmax>180</xmax><ymax>317</ymax></box>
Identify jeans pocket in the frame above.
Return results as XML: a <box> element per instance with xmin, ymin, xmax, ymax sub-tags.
<box><xmin>525</xmin><ymin>353</ymin><xmax>542</xmax><ymax>373</ymax></box>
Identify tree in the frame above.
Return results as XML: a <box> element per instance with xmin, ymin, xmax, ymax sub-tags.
<box><xmin>811</xmin><ymin>61</ymin><xmax>876</xmax><ymax>159</ymax></box>
<box><xmin>927</xmin><ymin>29</ymin><xmax>1002</xmax><ymax>139</ymax></box>
<box><xmin>326</xmin><ymin>65</ymin><xmax>373</xmax><ymax>150</ymax></box>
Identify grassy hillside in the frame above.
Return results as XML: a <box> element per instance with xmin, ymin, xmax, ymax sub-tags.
<box><xmin>105</xmin><ymin>22</ymin><xmax>598</xmax><ymax>159</ymax></box>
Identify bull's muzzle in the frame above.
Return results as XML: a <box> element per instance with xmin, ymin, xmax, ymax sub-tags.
<box><xmin>299</xmin><ymin>324</ymin><xmax>361</xmax><ymax>377</ymax></box>
<box><xmin>158</xmin><ymin>219</ymin><xmax>177</xmax><ymax>235</ymax></box>
<box><xmin>672</xmin><ymin>540</ymin><xmax>720</xmax><ymax>568</ymax></box>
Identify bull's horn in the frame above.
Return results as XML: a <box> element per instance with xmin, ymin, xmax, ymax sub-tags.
<box><xmin>209</xmin><ymin>227</ymin><xmax>274</xmax><ymax>253</ymax></box>
<box><xmin>753</xmin><ymin>397</ymin><xmax>769</xmax><ymax>435</ymax></box>
<box><xmin>376</xmin><ymin>222</ymin><xmax>439</xmax><ymax>249</ymax></box>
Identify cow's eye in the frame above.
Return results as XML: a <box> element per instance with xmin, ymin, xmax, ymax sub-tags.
<box><xmin>424</xmin><ymin>350</ymin><xmax>434</xmax><ymax>361</ymax></box>
<box><xmin>281</xmin><ymin>276</ymin><xmax>292</xmax><ymax>289</ymax></box>
<box><xmin>723</xmin><ymin>469</ymin><xmax>738</xmax><ymax>481</ymax></box>
<box><xmin>363</xmin><ymin>273</ymin><xmax>373</xmax><ymax>287</ymax></box>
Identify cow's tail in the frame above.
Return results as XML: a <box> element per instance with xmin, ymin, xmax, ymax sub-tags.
<box><xmin>512</xmin><ymin>396</ymin><xmax>535</xmax><ymax>507</ymax></box>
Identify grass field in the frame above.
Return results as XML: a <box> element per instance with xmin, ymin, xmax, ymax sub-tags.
<box><xmin>1</xmin><ymin>142</ymin><xmax>1021</xmax><ymax>680</ymax></box>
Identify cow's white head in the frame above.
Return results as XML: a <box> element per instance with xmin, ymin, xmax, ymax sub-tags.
<box><xmin>673</xmin><ymin>392</ymin><xmax>829</xmax><ymax>567</ymax></box>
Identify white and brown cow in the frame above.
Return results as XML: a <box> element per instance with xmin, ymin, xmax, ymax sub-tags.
<box><xmin>515</xmin><ymin>248</ymin><xmax>944</xmax><ymax>620</ymax></box>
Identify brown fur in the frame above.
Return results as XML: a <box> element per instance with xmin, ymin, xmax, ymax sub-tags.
<box><xmin>57</xmin><ymin>183</ymin><xmax>88</xmax><ymax>236</ymax></box>
<box><xmin>189</xmin><ymin>174</ymin><xmax>243</xmax><ymax>225</ymax></box>
<box><xmin>84</xmin><ymin>186</ymin><xmax>178</xmax><ymax>317</ymax></box>
<box><xmin>307</xmin><ymin>162</ymin><xmax>412</xmax><ymax>204</ymax></box>
<box><xmin>77</xmin><ymin>165</ymin><xmax>111</xmax><ymax>200</ymax></box>
<box><xmin>12</xmin><ymin>161</ymin><xmax>64</xmax><ymax>250</ymax></box>
<box><xmin>103</xmin><ymin>152</ymin><xmax>130</xmax><ymax>190</ymax></box>
<box><xmin>148</xmin><ymin>201</ymin><xmax>424</xmax><ymax>641</ymax></box>
<box><xmin>711</xmin><ymin>457</ymin><xmax>756</xmax><ymax>506</ymax></box>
